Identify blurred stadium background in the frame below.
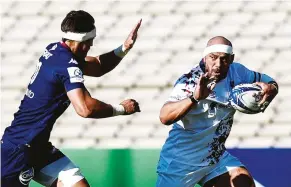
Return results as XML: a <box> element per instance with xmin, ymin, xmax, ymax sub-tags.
<box><xmin>1</xmin><ymin>0</ymin><xmax>291</xmax><ymax>186</ymax></box>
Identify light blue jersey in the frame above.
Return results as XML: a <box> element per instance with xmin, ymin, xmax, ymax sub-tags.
<box><xmin>157</xmin><ymin>61</ymin><xmax>275</xmax><ymax>187</ymax></box>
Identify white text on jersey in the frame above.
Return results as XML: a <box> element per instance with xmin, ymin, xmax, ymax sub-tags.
<box><xmin>69</xmin><ymin>58</ymin><xmax>78</xmax><ymax>64</ymax></box>
<box><xmin>42</xmin><ymin>49</ymin><xmax>53</xmax><ymax>60</ymax></box>
<box><xmin>25</xmin><ymin>89</ymin><xmax>34</xmax><ymax>98</ymax></box>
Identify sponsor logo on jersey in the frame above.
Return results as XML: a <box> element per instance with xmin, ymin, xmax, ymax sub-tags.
<box><xmin>74</xmin><ymin>68</ymin><xmax>82</xmax><ymax>77</ymax></box>
<box><xmin>69</xmin><ymin>58</ymin><xmax>78</xmax><ymax>65</ymax></box>
<box><xmin>42</xmin><ymin>49</ymin><xmax>53</xmax><ymax>60</ymax></box>
<box><xmin>67</xmin><ymin>67</ymin><xmax>84</xmax><ymax>83</ymax></box>
<box><xmin>19</xmin><ymin>167</ymin><xmax>34</xmax><ymax>185</ymax></box>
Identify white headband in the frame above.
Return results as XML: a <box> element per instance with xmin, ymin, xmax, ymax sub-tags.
<box><xmin>203</xmin><ymin>44</ymin><xmax>233</xmax><ymax>57</ymax></box>
<box><xmin>62</xmin><ymin>28</ymin><xmax>96</xmax><ymax>42</ymax></box>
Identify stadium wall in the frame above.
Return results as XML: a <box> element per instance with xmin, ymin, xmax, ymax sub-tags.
<box><xmin>30</xmin><ymin>149</ymin><xmax>291</xmax><ymax>187</ymax></box>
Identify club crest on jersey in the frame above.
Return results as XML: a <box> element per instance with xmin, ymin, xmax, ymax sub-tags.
<box><xmin>69</xmin><ymin>58</ymin><xmax>78</xmax><ymax>65</ymax></box>
<box><xmin>19</xmin><ymin>167</ymin><xmax>34</xmax><ymax>185</ymax></box>
<box><xmin>67</xmin><ymin>67</ymin><xmax>84</xmax><ymax>83</ymax></box>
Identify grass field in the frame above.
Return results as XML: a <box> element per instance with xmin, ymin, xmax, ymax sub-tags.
<box><xmin>29</xmin><ymin>149</ymin><xmax>201</xmax><ymax>187</ymax></box>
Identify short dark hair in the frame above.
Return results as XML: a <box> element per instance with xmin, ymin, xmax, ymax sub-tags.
<box><xmin>61</xmin><ymin>10</ymin><xmax>95</xmax><ymax>41</ymax></box>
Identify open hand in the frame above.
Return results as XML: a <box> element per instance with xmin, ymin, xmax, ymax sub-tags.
<box><xmin>123</xmin><ymin>19</ymin><xmax>142</xmax><ymax>51</ymax></box>
<box><xmin>193</xmin><ymin>72</ymin><xmax>217</xmax><ymax>101</ymax></box>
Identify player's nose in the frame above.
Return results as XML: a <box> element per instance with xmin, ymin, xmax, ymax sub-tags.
<box><xmin>215</xmin><ymin>59</ymin><xmax>222</xmax><ymax>68</ymax></box>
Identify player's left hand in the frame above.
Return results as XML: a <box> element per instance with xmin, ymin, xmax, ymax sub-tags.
<box><xmin>254</xmin><ymin>82</ymin><xmax>278</xmax><ymax>111</ymax></box>
<box><xmin>123</xmin><ymin>19</ymin><xmax>142</xmax><ymax>51</ymax></box>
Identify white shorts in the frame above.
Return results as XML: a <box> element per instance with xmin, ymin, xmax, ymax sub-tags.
<box><xmin>156</xmin><ymin>151</ymin><xmax>244</xmax><ymax>187</ymax></box>
<box><xmin>21</xmin><ymin>143</ymin><xmax>85</xmax><ymax>187</ymax></box>
<box><xmin>33</xmin><ymin>156</ymin><xmax>84</xmax><ymax>187</ymax></box>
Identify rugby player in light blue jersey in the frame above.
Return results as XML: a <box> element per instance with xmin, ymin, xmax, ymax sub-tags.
<box><xmin>1</xmin><ymin>10</ymin><xmax>141</xmax><ymax>187</ymax></box>
<box><xmin>156</xmin><ymin>36</ymin><xmax>278</xmax><ymax>187</ymax></box>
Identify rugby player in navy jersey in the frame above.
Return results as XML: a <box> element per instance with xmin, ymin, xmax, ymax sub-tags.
<box><xmin>1</xmin><ymin>10</ymin><xmax>141</xmax><ymax>187</ymax></box>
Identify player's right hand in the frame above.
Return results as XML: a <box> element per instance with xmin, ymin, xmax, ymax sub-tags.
<box><xmin>120</xmin><ymin>99</ymin><xmax>140</xmax><ymax>115</ymax></box>
<box><xmin>193</xmin><ymin>72</ymin><xmax>216</xmax><ymax>101</ymax></box>
<box><xmin>123</xmin><ymin>19</ymin><xmax>142</xmax><ymax>51</ymax></box>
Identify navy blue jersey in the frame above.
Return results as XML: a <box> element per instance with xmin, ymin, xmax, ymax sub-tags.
<box><xmin>2</xmin><ymin>42</ymin><xmax>85</xmax><ymax>146</ymax></box>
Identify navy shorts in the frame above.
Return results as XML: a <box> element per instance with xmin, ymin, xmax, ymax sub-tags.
<box><xmin>1</xmin><ymin>139</ymin><xmax>67</xmax><ymax>187</ymax></box>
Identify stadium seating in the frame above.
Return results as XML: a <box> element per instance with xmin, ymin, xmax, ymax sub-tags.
<box><xmin>1</xmin><ymin>0</ymin><xmax>290</xmax><ymax>149</ymax></box>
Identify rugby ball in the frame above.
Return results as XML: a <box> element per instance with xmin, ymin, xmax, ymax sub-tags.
<box><xmin>229</xmin><ymin>83</ymin><xmax>263</xmax><ymax>114</ymax></box>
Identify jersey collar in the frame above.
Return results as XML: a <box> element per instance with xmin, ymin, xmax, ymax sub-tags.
<box><xmin>199</xmin><ymin>59</ymin><xmax>206</xmax><ymax>73</ymax></box>
<box><xmin>60</xmin><ymin>41</ymin><xmax>70</xmax><ymax>50</ymax></box>
<box><xmin>59</xmin><ymin>41</ymin><xmax>85</xmax><ymax>64</ymax></box>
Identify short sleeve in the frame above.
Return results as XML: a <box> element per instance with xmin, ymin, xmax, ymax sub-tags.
<box><xmin>55</xmin><ymin>64</ymin><xmax>85</xmax><ymax>92</ymax></box>
<box><xmin>233</xmin><ymin>63</ymin><xmax>275</xmax><ymax>84</ymax></box>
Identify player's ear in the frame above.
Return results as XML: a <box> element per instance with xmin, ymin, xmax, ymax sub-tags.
<box><xmin>230</xmin><ymin>54</ymin><xmax>234</xmax><ymax>63</ymax></box>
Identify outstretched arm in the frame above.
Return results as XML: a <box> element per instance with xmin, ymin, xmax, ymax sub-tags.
<box><xmin>83</xmin><ymin>19</ymin><xmax>142</xmax><ymax>77</ymax></box>
<box><xmin>67</xmin><ymin>88</ymin><xmax>140</xmax><ymax>118</ymax></box>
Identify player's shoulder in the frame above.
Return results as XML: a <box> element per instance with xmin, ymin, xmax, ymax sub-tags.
<box><xmin>174</xmin><ymin>63</ymin><xmax>203</xmax><ymax>86</ymax></box>
<box><xmin>230</xmin><ymin>62</ymin><xmax>250</xmax><ymax>69</ymax></box>
<box><xmin>229</xmin><ymin>62</ymin><xmax>249</xmax><ymax>73</ymax></box>
<box><xmin>43</xmin><ymin>42</ymin><xmax>81</xmax><ymax>68</ymax></box>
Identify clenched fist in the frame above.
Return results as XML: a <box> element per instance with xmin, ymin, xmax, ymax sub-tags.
<box><xmin>120</xmin><ymin>99</ymin><xmax>141</xmax><ymax>115</ymax></box>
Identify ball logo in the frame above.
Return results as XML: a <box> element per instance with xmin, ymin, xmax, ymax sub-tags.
<box><xmin>253</xmin><ymin>93</ymin><xmax>262</xmax><ymax>102</ymax></box>
<box><xmin>19</xmin><ymin>168</ymin><xmax>34</xmax><ymax>185</ymax></box>
<box><xmin>230</xmin><ymin>84</ymin><xmax>262</xmax><ymax>114</ymax></box>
